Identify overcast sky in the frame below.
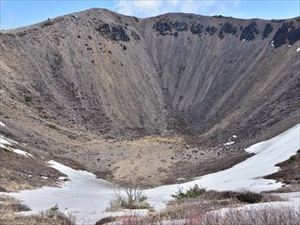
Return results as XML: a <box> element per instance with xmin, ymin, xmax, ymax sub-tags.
<box><xmin>1</xmin><ymin>0</ymin><xmax>299</xmax><ymax>29</ymax></box>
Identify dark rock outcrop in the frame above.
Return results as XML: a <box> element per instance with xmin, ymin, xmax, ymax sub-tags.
<box><xmin>263</xmin><ymin>23</ymin><xmax>273</xmax><ymax>39</ymax></box>
<box><xmin>153</xmin><ymin>20</ymin><xmax>188</xmax><ymax>35</ymax></box>
<box><xmin>272</xmin><ymin>22</ymin><xmax>300</xmax><ymax>47</ymax></box>
<box><xmin>219</xmin><ymin>22</ymin><xmax>237</xmax><ymax>39</ymax></box>
<box><xmin>95</xmin><ymin>23</ymin><xmax>130</xmax><ymax>42</ymax></box>
<box><xmin>240</xmin><ymin>22</ymin><xmax>259</xmax><ymax>41</ymax></box>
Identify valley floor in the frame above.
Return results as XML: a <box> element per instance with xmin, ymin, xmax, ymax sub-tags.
<box><xmin>0</xmin><ymin>109</ymin><xmax>250</xmax><ymax>191</ymax></box>
<box><xmin>0</xmin><ymin>123</ymin><xmax>298</xmax><ymax>225</ymax></box>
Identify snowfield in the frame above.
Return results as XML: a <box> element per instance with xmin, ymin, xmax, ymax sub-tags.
<box><xmin>146</xmin><ymin>123</ymin><xmax>300</xmax><ymax>209</ymax></box>
<box><xmin>5</xmin><ymin>123</ymin><xmax>300</xmax><ymax>225</ymax></box>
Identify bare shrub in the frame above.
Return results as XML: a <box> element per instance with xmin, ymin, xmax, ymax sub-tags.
<box><xmin>164</xmin><ymin>189</ymin><xmax>286</xmax><ymax>221</ymax></box>
<box><xmin>107</xmin><ymin>186</ymin><xmax>153</xmax><ymax>211</ymax></box>
<box><xmin>235</xmin><ymin>191</ymin><xmax>263</xmax><ymax>203</ymax></box>
<box><xmin>172</xmin><ymin>185</ymin><xmax>206</xmax><ymax>200</ymax></box>
<box><xmin>95</xmin><ymin>216</ymin><xmax>115</xmax><ymax>225</ymax></box>
<box><xmin>0</xmin><ymin>187</ymin><xmax>7</xmax><ymax>192</ymax></box>
<box><xmin>0</xmin><ymin>195</ymin><xmax>30</xmax><ymax>212</ymax></box>
<box><xmin>0</xmin><ymin>211</ymin><xmax>75</xmax><ymax>225</ymax></box>
<box><xmin>186</xmin><ymin>206</ymin><xmax>300</xmax><ymax>225</ymax></box>
<box><xmin>261</xmin><ymin>193</ymin><xmax>284</xmax><ymax>202</ymax></box>
<box><xmin>120</xmin><ymin>214</ymin><xmax>166</xmax><ymax>225</ymax></box>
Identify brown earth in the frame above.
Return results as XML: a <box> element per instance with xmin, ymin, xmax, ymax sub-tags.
<box><xmin>265</xmin><ymin>151</ymin><xmax>300</xmax><ymax>192</ymax></box>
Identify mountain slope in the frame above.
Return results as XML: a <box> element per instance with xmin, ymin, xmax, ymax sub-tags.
<box><xmin>1</xmin><ymin>9</ymin><xmax>299</xmax><ymax>140</ymax></box>
<box><xmin>0</xmin><ymin>8</ymin><xmax>299</xmax><ymax>188</ymax></box>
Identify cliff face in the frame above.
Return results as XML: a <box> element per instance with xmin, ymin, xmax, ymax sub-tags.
<box><xmin>1</xmin><ymin>9</ymin><xmax>299</xmax><ymax>141</ymax></box>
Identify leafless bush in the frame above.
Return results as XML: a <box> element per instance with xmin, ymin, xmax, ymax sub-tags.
<box><xmin>186</xmin><ymin>206</ymin><xmax>300</xmax><ymax>225</ymax></box>
<box><xmin>116</xmin><ymin>205</ymin><xmax>299</xmax><ymax>225</ymax></box>
<box><xmin>120</xmin><ymin>214</ymin><xmax>166</xmax><ymax>225</ymax></box>
<box><xmin>0</xmin><ymin>211</ymin><xmax>75</xmax><ymax>225</ymax></box>
<box><xmin>261</xmin><ymin>193</ymin><xmax>284</xmax><ymax>202</ymax></box>
<box><xmin>107</xmin><ymin>186</ymin><xmax>153</xmax><ymax>211</ymax></box>
<box><xmin>0</xmin><ymin>195</ymin><xmax>30</xmax><ymax>212</ymax></box>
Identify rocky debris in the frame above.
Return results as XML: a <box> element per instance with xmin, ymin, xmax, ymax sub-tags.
<box><xmin>262</xmin><ymin>23</ymin><xmax>273</xmax><ymax>39</ymax></box>
<box><xmin>95</xmin><ymin>23</ymin><xmax>130</xmax><ymax>42</ymax></box>
<box><xmin>133</xmin><ymin>17</ymin><xmax>139</xmax><ymax>23</ymax></box>
<box><xmin>219</xmin><ymin>22</ymin><xmax>237</xmax><ymax>39</ymax></box>
<box><xmin>131</xmin><ymin>30</ymin><xmax>140</xmax><ymax>40</ymax></box>
<box><xmin>1</xmin><ymin>9</ymin><xmax>299</xmax><ymax>190</ymax></box>
<box><xmin>272</xmin><ymin>21</ymin><xmax>300</xmax><ymax>47</ymax></box>
<box><xmin>153</xmin><ymin>20</ymin><xmax>188</xmax><ymax>35</ymax></box>
<box><xmin>41</xmin><ymin>18</ymin><xmax>53</xmax><ymax>28</ymax></box>
<box><xmin>288</xmin><ymin>26</ymin><xmax>300</xmax><ymax>44</ymax></box>
<box><xmin>240</xmin><ymin>22</ymin><xmax>259</xmax><ymax>41</ymax></box>
<box><xmin>40</xmin><ymin>17</ymin><xmax>64</xmax><ymax>29</ymax></box>
<box><xmin>1</xmin><ymin>9</ymin><xmax>299</xmax><ymax>142</ymax></box>
<box><xmin>205</xmin><ymin>26</ymin><xmax>218</xmax><ymax>36</ymax></box>
<box><xmin>190</xmin><ymin>23</ymin><xmax>204</xmax><ymax>35</ymax></box>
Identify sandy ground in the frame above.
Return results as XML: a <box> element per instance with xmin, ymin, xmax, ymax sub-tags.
<box><xmin>0</xmin><ymin>102</ymin><xmax>250</xmax><ymax>190</ymax></box>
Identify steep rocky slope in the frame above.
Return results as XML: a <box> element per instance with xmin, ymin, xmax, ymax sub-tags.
<box><xmin>0</xmin><ymin>8</ymin><xmax>299</xmax><ymax>188</ymax></box>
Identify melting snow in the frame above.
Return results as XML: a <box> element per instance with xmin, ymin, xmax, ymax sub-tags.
<box><xmin>0</xmin><ymin>135</ymin><xmax>17</xmax><ymax>148</ymax></box>
<box><xmin>7</xmin><ymin>123</ymin><xmax>300</xmax><ymax>224</ymax></box>
<box><xmin>146</xmin><ymin>123</ymin><xmax>300</xmax><ymax>209</ymax></box>
<box><xmin>12</xmin><ymin>149</ymin><xmax>33</xmax><ymax>157</ymax></box>
<box><xmin>0</xmin><ymin>135</ymin><xmax>32</xmax><ymax>157</ymax></box>
<box><xmin>223</xmin><ymin>141</ymin><xmax>235</xmax><ymax>146</ymax></box>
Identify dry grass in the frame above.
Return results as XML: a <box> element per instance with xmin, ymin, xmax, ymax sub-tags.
<box><xmin>114</xmin><ymin>206</ymin><xmax>300</xmax><ymax>225</ymax></box>
<box><xmin>0</xmin><ymin>212</ymin><xmax>75</xmax><ymax>225</ymax></box>
<box><xmin>186</xmin><ymin>206</ymin><xmax>300</xmax><ymax>225</ymax></box>
<box><xmin>161</xmin><ymin>190</ymin><xmax>283</xmax><ymax>219</ymax></box>
<box><xmin>161</xmin><ymin>196</ymin><xmax>239</xmax><ymax>220</ymax></box>
<box><xmin>0</xmin><ymin>195</ymin><xmax>30</xmax><ymax>212</ymax></box>
<box><xmin>0</xmin><ymin>195</ymin><xmax>75</xmax><ymax>225</ymax></box>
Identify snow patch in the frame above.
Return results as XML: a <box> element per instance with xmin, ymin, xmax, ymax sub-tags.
<box><xmin>0</xmin><ymin>135</ymin><xmax>17</xmax><ymax>148</ymax></box>
<box><xmin>0</xmin><ymin>121</ymin><xmax>5</xmax><ymax>127</ymax></box>
<box><xmin>271</xmin><ymin>40</ymin><xmax>274</xmax><ymax>47</ymax></box>
<box><xmin>297</xmin><ymin>47</ymin><xmax>300</xmax><ymax>52</ymax></box>
<box><xmin>223</xmin><ymin>141</ymin><xmax>235</xmax><ymax>146</ymax></box>
<box><xmin>0</xmin><ymin>135</ymin><xmax>32</xmax><ymax>157</ymax></box>
<box><xmin>13</xmin><ymin>149</ymin><xmax>33</xmax><ymax>157</ymax></box>
<box><xmin>232</xmin><ymin>135</ymin><xmax>237</xmax><ymax>139</ymax></box>
<box><xmin>145</xmin><ymin>123</ymin><xmax>300</xmax><ymax>209</ymax></box>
